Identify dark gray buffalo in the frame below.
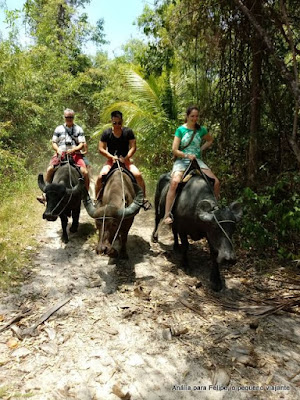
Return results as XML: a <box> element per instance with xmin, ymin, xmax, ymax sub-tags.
<box><xmin>152</xmin><ymin>170</ymin><xmax>242</xmax><ymax>291</ymax></box>
<box><xmin>82</xmin><ymin>166</ymin><xmax>143</xmax><ymax>259</ymax></box>
<box><xmin>38</xmin><ymin>164</ymin><xmax>84</xmax><ymax>243</ymax></box>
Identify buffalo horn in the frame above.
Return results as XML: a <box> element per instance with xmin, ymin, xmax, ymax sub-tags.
<box><xmin>82</xmin><ymin>183</ymin><xmax>144</xmax><ymax>220</ymax></box>
<box><xmin>38</xmin><ymin>174</ymin><xmax>47</xmax><ymax>192</ymax></box>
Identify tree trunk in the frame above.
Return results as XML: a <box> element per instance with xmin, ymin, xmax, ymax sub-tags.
<box><xmin>246</xmin><ymin>0</ymin><xmax>263</xmax><ymax>185</ymax></box>
<box><xmin>248</xmin><ymin>27</ymin><xmax>263</xmax><ymax>184</ymax></box>
<box><xmin>233</xmin><ymin>0</ymin><xmax>300</xmax><ymax>168</ymax></box>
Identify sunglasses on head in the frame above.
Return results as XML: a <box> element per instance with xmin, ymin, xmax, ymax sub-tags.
<box><xmin>65</xmin><ymin>116</ymin><xmax>74</xmax><ymax>119</ymax></box>
<box><xmin>112</xmin><ymin>121</ymin><xmax>122</xmax><ymax>125</ymax></box>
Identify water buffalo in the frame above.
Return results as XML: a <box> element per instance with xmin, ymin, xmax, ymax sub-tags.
<box><xmin>152</xmin><ymin>168</ymin><xmax>242</xmax><ymax>291</ymax></box>
<box><xmin>38</xmin><ymin>164</ymin><xmax>84</xmax><ymax>243</ymax></box>
<box><xmin>82</xmin><ymin>166</ymin><xmax>143</xmax><ymax>259</ymax></box>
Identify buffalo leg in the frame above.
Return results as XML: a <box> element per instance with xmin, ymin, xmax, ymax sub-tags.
<box><xmin>152</xmin><ymin>212</ymin><xmax>162</xmax><ymax>242</ymax></box>
<box><xmin>209</xmin><ymin>248</ymin><xmax>223</xmax><ymax>291</ymax></box>
<box><xmin>119</xmin><ymin>232</ymin><xmax>129</xmax><ymax>260</ymax></box>
<box><xmin>172</xmin><ymin>225</ymin><xmax>180</xmax><ymax>252</ymax></box>
<box><xmin>60</xmin><ymin>215</ymin><xmax>69</xmax><ymax>243</ymax></box>
<box><xmin>70</xmin><ymin>207</ymin><xmax>80</xmax><ymax>233</ymax></box>
<box><xmin>179</xmin><ymin>233</ymin><xmax>189</xmax><ymax>269</ymax></box>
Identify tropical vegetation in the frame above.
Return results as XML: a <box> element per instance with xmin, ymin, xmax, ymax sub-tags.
<box><xmin>0</xmin><ymin>0</ymin><xmax>299</xmax><ymax>288</ymax></box>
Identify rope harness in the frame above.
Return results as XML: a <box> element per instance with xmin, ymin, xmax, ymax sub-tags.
<box><xmin>97</xmin><ymin>159</ymin><xmax>126</xmax><ymax>252</ymax></box>
<box><xmin>170</xmin><ymin>160</ymin><xmax>236</xmax><ymax>249</ymax></box>
<box><xmin>47</xmin><ymin>154</ymin><xmax>76</xmax><ymax>217</ymax></box>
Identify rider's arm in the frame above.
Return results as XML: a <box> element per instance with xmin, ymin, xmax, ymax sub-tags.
<box><xmin>81</xmin><ymin>143</ymin><xmax>88</xmax><ymax>155</ymax></box>
<box><xmin>172</xmin><ymin>136</ymin><xmax>194</xmax><ymax>160</ymax></box>
<box><xmin>52</xmin><ymin>142</ymin><xmax>62</xmax><ymax>155</ymax></box>
<box><xmin>201</xmin><ymin>133</ymin><xmax>213</xmax><ymax>152</ymax></box>
<box><xmin>124</xmin><ymin>139</ymin><xmax>136</xmax><ymax>161</ymax></box>
<box><xmin>99</xmin><ymin>141</ymin><xmax>117</xmax><ymax>160</ymax></box>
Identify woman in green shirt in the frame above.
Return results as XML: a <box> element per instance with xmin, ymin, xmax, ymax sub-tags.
<box><xmin>164</xmin><ymin>106</ymin><xmax>220</xmax><ymax>224</ymax></box>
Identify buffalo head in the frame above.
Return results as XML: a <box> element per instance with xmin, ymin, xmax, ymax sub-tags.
<box><xmin>38</xmin><ymin>174</ymin><xmax>84</xmax><ymax>221</ymax></box>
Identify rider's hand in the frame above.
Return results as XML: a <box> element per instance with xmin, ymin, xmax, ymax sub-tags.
<box><xmin>112</xmin><ymin>155</ymin><xmax>119</xmax><ymax>161</ymax></box>
<box><xmin>57</xmin><ymin>149</ymin><xmax>62</xmax><ymax>155</ymax></box>
<box><xmin>119</xmin><ymin>156</ymin><xmax>125</xmax><ymax>163</ymax></box>
<box><xmin>67</xmin><ymin>149</ymin><xmax>75</xmax><ymax>155</ymax></box>
<box><xmin>186</xmin><ymin>154</ymin><xmax>196</xmax><ymax>160</ymax></box>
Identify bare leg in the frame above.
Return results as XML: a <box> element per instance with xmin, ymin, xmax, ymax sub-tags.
<box><xmin>45</xmin><ymin>165</ymin><xmax>55</xmax><ymax>183</ymax></box>
<box><xmin>135</xmin><ymin>174</ymin><xmax>146</xmax><ymax>197</ymax></box>
<box><xmin>95</xmin><ymin>164</ymin><xmax>111</xmax><ymax>200</ymax></box>
<box><xmin>95</xmin><ymin>176</ymin><xmax>103</xmax><ymax>200</ymax></box>
<box><xmin>37</xmin><ymin>165</ymin><xmax>55</xmax><ymax>204</ymax></box>
<box><xmin>128</xmin><ymin>164</ymin><xmax>152</xmax><ymax>210</ymax></box>
<box><xmin>163</xmin><ymin>171</ymin><xmax>183</xmax><ymax>224</ymax></box>
<box><xmin>202</xmin><ymin>169</ymin><xmax>220</xmax><ymax>199</ymax></box>
<box><xmin>80</xmin><ymin>167</ymin><xmax>90</xmax><ymax>191</ymax></box>
<box><xmin>128</xmin><ymin>164</ymin><xmax>146</xmax><ymax>196</ymax></box>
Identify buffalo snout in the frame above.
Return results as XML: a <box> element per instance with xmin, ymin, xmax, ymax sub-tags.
<box><xmin>43</xmin><ymin>212</ymin><xmax>58</xmax><ymax>222</ymax></box>
<box><xmin>217</xmin><ymin>249</ymin><xmax>236</xmax><ymax>265</ymax></box>
<box><xmin>96</xmin><ymin>243</ymin><xmax>118</xmax><ymax>259</ymax></box>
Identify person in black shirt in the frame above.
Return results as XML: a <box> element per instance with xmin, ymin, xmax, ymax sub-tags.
<box><xmin>95</xmin><ymin>111</ymin><xmax>151</xmax><ymax>210</ymax></box>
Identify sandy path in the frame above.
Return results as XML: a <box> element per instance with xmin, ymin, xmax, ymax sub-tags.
<box><xmin>0</xmin><ymin>206</ymin><xmax>299</xmax><ymax>399</ymax></box>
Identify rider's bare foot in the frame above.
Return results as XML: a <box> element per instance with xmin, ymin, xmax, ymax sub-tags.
<box><xmin>163</xmin><ymin>215</ymin><xmax>173</xmax><ymax>225</ymax></box>
<box><xmin>36</xmin><ymin>194</ymin><xmax>46</xmax><ymax>205</ymax></box>
<box><xmin>143</xmin><ymin>199</ymin><xmax>152</xmax><ymax>211</ymax></box>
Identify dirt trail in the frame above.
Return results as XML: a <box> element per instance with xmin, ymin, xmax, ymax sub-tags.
<box><xmin>0</xmin><ymin>206</ymin><xmax>300</xmax><ymax>399</ymax></box>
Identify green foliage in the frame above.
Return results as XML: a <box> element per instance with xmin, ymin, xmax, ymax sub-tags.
<box><xmin>0</xmin><ymin>175</ymin><xmax>41</xmax><ymax>290</ymax></box>
<box><xmin>240</xmin><ymin>173</ymin><xmax>300</xmax><ymax>259</ymax></box>
<box><xmin>94</xmin><ymin>68</ymin><xmax>178</xmax><ymax>170</ymax></box>
<box><xmin>0</xmin><ymin>149</ymin><xmax>28</xmax><ymax>201</ymax></box>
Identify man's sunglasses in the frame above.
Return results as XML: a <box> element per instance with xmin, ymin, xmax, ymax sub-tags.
<box><xmin>112</xmin><ymin>121</ymin><xmax>122</xmax><ymax>125</ymax></box>
<box><xmin>65</xmin><ymin>116</ymin><xmax>74</xmax><ymax>119</ymax></box>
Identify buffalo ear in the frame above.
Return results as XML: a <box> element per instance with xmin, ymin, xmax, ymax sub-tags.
<box><xmin>230</xmin><ymin>201</ymin><xmax>243</xmax><ymax>222</ymax></box>
<box><xmin>197</xmin><ymin>200</ymin><xmax>214</xmax><ymax>222</ymax></box>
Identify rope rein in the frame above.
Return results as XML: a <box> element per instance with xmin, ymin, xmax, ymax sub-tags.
<box><xmin>97</xmin><ymin>159</ymin><xmax>126</xmax><ymax>251</ymax></box>
<box><xmin>99</xmin><ymin>205</ymin><xmax>107</xmax><ymax>249</ymax></box>
<box><xmin>212</xmin><ymin>213</ymin><xmax>235</xmax><ymax>249</ymax></box>
<box><xmin>110</xmin><ymin>159</ymin><xmax>126</xmax><ymax>249</ymax></box>
<box><xmin>48</xmin><ymin>153</ymin><xmax>75</xmax><ymax>216</ymax></box>
<box><xmin>167</xmin><ymin>160</ymin><xmax>236</xmax><ymax>248</ymax></box>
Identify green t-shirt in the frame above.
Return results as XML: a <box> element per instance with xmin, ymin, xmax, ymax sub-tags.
<box><xmin>174</xmin><ymin>125</ymin><xmax>208</xmax><ymax>159</ymax></box>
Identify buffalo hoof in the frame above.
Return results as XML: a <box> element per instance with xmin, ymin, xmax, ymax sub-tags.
<box><xmin>62</xmin><ymin>235</ymin><xmax>69</xmax><ymax>244</ymax></box>
<box><xmin>69</xmin><ymin>224</ymin><xmax>78</xmax><ymax>233</ymax></box>
<box><xmin>180</xmin><ymin>258</ymin><xmax>189</xmax><ymax>271</ymax></box>
<box><xmin>151</xmin><ymin>232</ymin><xmax>158</xmax><ymax>243</ymax></box>
<box><xmin>210</xmin><ymin>275</ymin><xmax>223</xmax><ymax>292</ymax></box>
<box><xmin>119</xmin><ymin>251</ymin><xmax>129</xmax><ymax>260</ymax></box>
<box><xmin>173</xmin><ymin>243</ymin><xmax>180</xmax><ymax>253</ymax></box>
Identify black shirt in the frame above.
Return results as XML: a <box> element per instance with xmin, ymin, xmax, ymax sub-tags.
<box><xmin>100</xmin><ymin>127</ymin><xmax>135</xmax><ymax>157</ymax></box>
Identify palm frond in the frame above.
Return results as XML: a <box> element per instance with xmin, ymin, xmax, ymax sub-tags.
<box><xmin>122</xmin><ymin>69</ymin><xmax>162</xmax><ymax>113</ymax></box>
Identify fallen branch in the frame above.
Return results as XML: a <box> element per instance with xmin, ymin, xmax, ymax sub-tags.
<box><xmin>0</xmin><ymin>308</ymin><xmax>31</xmax><ymax>333</ymax></box>
<box><xmin>178</xmin><ymin>298</ymin><xmax>206</xmax><ymax>319</ymax></box>
<box><xmin>22</xmin><ymin>297</ymin><xmax>71</xmax><ymax>337</ymax></box>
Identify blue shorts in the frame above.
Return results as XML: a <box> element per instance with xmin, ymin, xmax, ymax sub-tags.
<box><xmin>172</xmin><ymin>158</ymin><xmax>209</xmax><ymax>174</ymax></box>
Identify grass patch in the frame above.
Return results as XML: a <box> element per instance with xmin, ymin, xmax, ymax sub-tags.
<box><xmin>0</xmin><ymin>175</ymin><xmax>42</xmax><ymax>291</ymax></box>
<box><xmin>0</xmin><ymin>386</ymin><xmax>34</xmax><ymax>398</ymax></box>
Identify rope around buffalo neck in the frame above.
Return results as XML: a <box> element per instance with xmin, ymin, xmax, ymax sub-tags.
<box><xmin>99</xmin><ymin>205</ymin><xmax>107</xmax><ymax>250</ymax></box>
<box><xmin>212</xmin><ymin>212</ymin><xmax>235</xmax><ymax>249</ymax></box>
<box><xmin>48</xmin><ymin>154</ymin><xmax>74</xmax><ymax>216</ymax></box>
<box><xmin>110</xmin><ymin>159</ymin><xmax>126</xmax><ymax>249</ymax></box>
<box><xmin>188</xmin><ymin>160</ymin><xmax>236</xmax><ymax>247</ymax></box>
